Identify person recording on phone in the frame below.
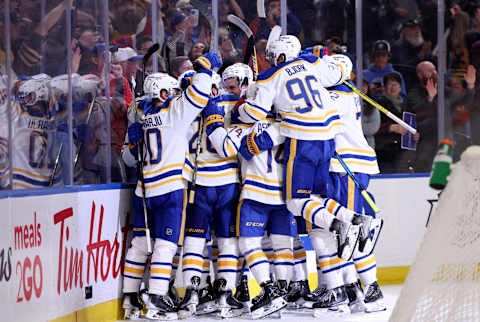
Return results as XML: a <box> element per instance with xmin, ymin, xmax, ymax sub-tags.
<box><xmin>407</xmin><ymin>61</ymin><xmax>476</xmax><ymax>172</ymax></box>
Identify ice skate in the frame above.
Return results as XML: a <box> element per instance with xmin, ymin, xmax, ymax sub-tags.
<box><xmin>312</xmin><ymin>285</ymin><xmax>349</xmax><ymax>313</ymax></box>
<box><xmin>196</xmin><ymin>280</ymin><xmax>218</xmax><ymax>315</ymax></box>
<box><xmin>178</xmin><ymin>276</ymin><xmax>200</xmax><ymax>318</ymax></box>
<box><xmin>168</xmin><ymin>279</ymin><xmax>181</xmax><ymax>307</ymax></box>
<box><xmin>277</xmin><ymin>279</ymin><xmax>288</xmax><ymax>298</ymax></box>
<box><xmin>345</xmin><ymin>281</ymin><xmax>366</xmax><ymax>313</ymax></box>
<box><xmin>330</xmin><ymin>218</ymin><xmax>360</xmax><ymax>260</ymax></box>
<box><xmin>286</xmin><ymin>280</ymin><xmax>309</xmax><ymax>308</ymax></box>
<box><xmin>250</xmin><ymin>281</ymin><xmax>287</xmax><ymax>319</ymax></box>
<box><xmin>364</xmin><ymin>281</ymin><xmax>386</xmax><ymax>312</ymax></box>
<box><xmin>302</xmin><ymin>284</ymin><xmax>328</xmax><ymax>308</ymax></box>
<box><xmin>214</xmin><ymin>278</ymin><xmax>243</xmax><ymax>318</ymax></box>
<box><xmin>122</xmin><ymin>292</ymin><xmax>144</xmax><ymax>320</ymax></box>
<box><xmin>234</xmin><ymin>274</ymin><xmax>251</xmax><ymax>311</ymax></box>
<box><xmin>144</xmin><ymin>294</ymin><xmax>178</xmax><ymax>320</ymax></box>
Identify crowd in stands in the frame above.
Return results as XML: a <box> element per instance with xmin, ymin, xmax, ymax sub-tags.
<box><xmin>0</xmin><ymin>0</ymin><xmax>479</xmax><ymax>189</ymax></box>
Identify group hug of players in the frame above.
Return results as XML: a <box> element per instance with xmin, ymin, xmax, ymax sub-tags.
<box><xmin>121</xmin><ymin>33</ymin><xmax>385</xmax><ymax>320</ymax></box>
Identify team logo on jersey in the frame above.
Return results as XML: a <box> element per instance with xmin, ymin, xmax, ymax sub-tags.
<box><xmin>246</xmin><ymin>221</ymin><xmax>264</xmax><ymax>227</ymax></box>
<box><xmin>166</xmin><ymin>227</ymin><xmax>173</xmax><ymax>236</ymax></box>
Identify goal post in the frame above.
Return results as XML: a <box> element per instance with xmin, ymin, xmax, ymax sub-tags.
<box><xmin>390</xmin><ymin>146</ymin><xmax>480</xmax><ymax>321</ymax></box>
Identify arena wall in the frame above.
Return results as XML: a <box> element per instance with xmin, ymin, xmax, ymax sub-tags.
<box><xmin>0</xmin><ymin>175</ymin><xmax>438</xmax><ymax>321</ymax></box>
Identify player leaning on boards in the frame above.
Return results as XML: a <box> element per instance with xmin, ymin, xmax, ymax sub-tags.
<box><xmin>120</xmin><ymin>52</ymin><xmax>221</xmax><ymax>320</ymax></box>
<box><xmin>235</xmin><ymin>34</ymin><xmax>370</xmax><ymax>258</ymax></box>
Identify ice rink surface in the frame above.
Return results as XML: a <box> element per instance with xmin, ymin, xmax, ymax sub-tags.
<box><xmin>117</xmin><ymin>285</ymin><xmax>401</xmax><ymax>322</ymax></box>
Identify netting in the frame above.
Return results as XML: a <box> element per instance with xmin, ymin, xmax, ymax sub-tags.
<box><xmin>390</xmin><ymin>146</ymin><xmax>480</xmax><ymax>322</ymax></box>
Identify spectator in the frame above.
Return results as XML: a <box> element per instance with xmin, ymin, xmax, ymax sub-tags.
<box><xmin>170</xmin><ymin>56</ymin><xmax>193</xmax><ymax>79</ymax></box>
<box><xmin>219</xmin><ymin>27</ymin><xmax>240</xmax><ymax>63</ymax></box>
<box><xmin>448</xmin><ymin>11</ymin><xmax>470</xmax><ymax>71</ymax></box>
<box><xmin>113</xmin><ymin>47</ymin><xmax>143</xmax><ymax>87</ymax></box>
<box><xmin>375</xmin><ymin>72</ymin><xmax>418</xmax><ymax>172</ymax></box>
<box><xmin>391</xmin><ymin>0</ymin><xmax>420</xmax><ymax>30</ymax></box>
<box><xmin>390</xmin><ymin>18</ymin><xmax>433</xmax><ymax>89</ymax></box>
<box><xmin>188</xmin><ymin>41</ymin><xmax>209</xmax><ymax>61</ymax></box>
<box><xmin>360</xmin><ymin>78</ymin><xmax>381</xmax><ymax>149</ymax></box>
<box><xmin>363</xmin><ymin>40</ymin><xmax>408</xmax><ymax>101</ymax></box>
<box><xmin>407</xmin><ymin>61</ymin><xmax>476</xmax><ymax>171</ymax></box>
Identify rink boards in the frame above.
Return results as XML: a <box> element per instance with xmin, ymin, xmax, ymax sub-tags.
<box><xmin>0</xmin><ymin>174</ymin><xmax>438</xmax><ymax>321</ymax></box>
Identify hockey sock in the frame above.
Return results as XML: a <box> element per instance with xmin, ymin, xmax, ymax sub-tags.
<box><xmin>123</xmin><ymin>236</ymin><xmax>149</xmax><ymax>293</ymax></box>
<box><xmin>200</xmin><ymin>243</ymin><xmax>211</xmax><ymax>289</ymax></box>
<box><xmin>261</xmin><ymin>235</ymin><xmax>275</xmax><ymax>279</ymax></box>
<box><xmin>342</xmin><ymin>262</ymin><xmax>358</xmax><ymax>285</ymax></box>
<box><xmin>212</xmin><ymin>239</ymin><xmax>219</xmax><ymax>277</ymax></box>
<box><xmin>239</xmin><ymin>236</ymin><xmax>270</xmax><ymax>285</ymax></box>
<box><xmin>286</xmin><ymin>198</ymin><xmax>335</xmax><ymax>229</ymax></box>
<box><xmin>172</xmin><ymin>246</ymin><xmax>182</xmax><ymax>277</ymax></box>
<box><xmin>309</xmin><ymin>229</ymin><xmax>344</xmax><ymax>289</ymax></box>
<box><xmin>293</xmin><ymin>236</ymin><xmax>307</xmax><ymax>282</ymax></box>
<box><xmin>149</xmin><ymin>238</ymin><xmax>178</xmax><ymax>295</ymax></box>
<box><xmin>216</xmin><ymin>237</ymin><xmax>240</xmax><ymax>290</ymax></box>
<box><xmin>182</xmin><ymin>236</ymin><xmax>206</xmax><ymax>289</ymax></box>
<box><xmin>354</xmin><ymin>253</ymin><xmax>377</xmax><ymax>285</ymax></box>
<box><xmin>270</xmin><ymin>234</ymin><xmax>294</xmax><ymax>284</ymax></box>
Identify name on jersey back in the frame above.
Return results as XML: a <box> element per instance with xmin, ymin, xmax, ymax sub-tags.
<box><xmin>285</xmin><ymin>64</ymin><xmax>306</xmax><ymax>77</ymax></box>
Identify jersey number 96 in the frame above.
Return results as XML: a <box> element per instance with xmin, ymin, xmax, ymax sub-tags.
<box><xmin>286</xmin><ymin>75</ymin><xmax>323</xmax><ymax>114</ymax></box>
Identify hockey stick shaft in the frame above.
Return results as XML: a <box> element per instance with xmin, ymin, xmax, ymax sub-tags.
<box><xmin>334</xmin><ymin>152</ymin><xmax>380</xmax><ymax>213</ymax></box>
<box><xmin>73</xmin><ymin>93</ymin><xmax>97</xmax><ymax>168</ymax></box>
<box><xmin>49</xmin><ymin>143</ymin><xmax>63</xmax><ymax>186</ymax></box>
<box><xmin>189</xmin><ymin>115</ymin><xmax>204</xmax><ymax>204</ymax></box>
<box><xmin>342</xmin><ymin>81</ymin><xmax>417</xmax><ymax>135</ymax></box>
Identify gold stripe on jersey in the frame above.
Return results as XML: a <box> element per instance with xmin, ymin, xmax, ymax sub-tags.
<box><xmin>242</xmin><ymin>186</ymin><xmax>282</xmax><ymax>197</ymax></box>
<box><xmin>280</xmin><ymin>109</ymin><xmax>339</xmax><ymax>121</ymax></box>
<box><xmin>140</xmin><ymin>176</ymin><xmax>184</xmax><ymax>190</ymax></box>
<box><xmin>144</xmin><ymin>163</ymin><xmax>184</xmax><ymax>177</ymax></box>
<box><xmin>286</xmin><ymin>139</ymin><xmax>297</xmax><ymax>200</ymax></box>
<box><xmin>178</xmin><ymin>189</ymin><xmax>187</xmax><ymax>246</ymax></box>
<box><xmin>13</xmin><ymin>168</ymin><xmax>50</xmax><ymax>180</ymax></box>
<box><xmin>236</xmin><ymin>199</ymin><xmax>244</xmax><ymax>237</ymax></box>
<box><xmin>187</xmin><ymin>86</ymin><xmax>208</xmax><ymax>106</ymax></box>
<box><xmin>337</xmin><ymin>148</ymin><xmax>376</xmax><ymax>155</ymax></box>
<box><xmin>348</xmin><ymin>176</ymin><xmax>355</xmax><ymax>210</ymax></box>
<box><xmin>244</xmin><ymin>174</ymin><xmax>282</xmax><ymax>185</ymax></box>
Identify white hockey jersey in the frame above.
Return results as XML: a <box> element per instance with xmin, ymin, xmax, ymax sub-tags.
<box><xmin>328</xmin><ymin>83</ymin><xmax>379</xmax><ymax>174</ymax></box>
<box><xmin>183</xmin><ymin>93</ymin><xmax>240</xmax><ymax>187</ymax></box>
<box><xmin>123</xmin><ymin>71</ymin><xmax>212</xmax><ymax>198</ymax></box>
<box><xmin>11</xmin><ymin>104</ymin><xmax>60</xmax><ymax>189</ymax></box>
<box><xmin>209</xmin><ymin>120</ymin><xmax>285</xmax><ymax>205</ymax></box>
<box><xmin>238</xmin><ymin>55</ymin><xmax>346</xmax><ymax>141</ymax></box>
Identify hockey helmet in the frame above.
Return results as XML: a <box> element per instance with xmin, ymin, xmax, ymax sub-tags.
<box><xmin>331</xmin><ymin>54</ymin><xmax>353</xmax><ymax>81</ymax></box>
<box><xmin>222</xmin><ymin>63</ymin><xmax>253</xmax><ymax>88</ymax></box>
<box><xmin>266</xmin><ymin>35</ymin><xmax>301</xmax><ymax>66</ymax></box>
<box><xmin>144</xmin><ymin>73</ymin><xmax>180</xmax><ymax>101</ymax></box>
<box><xmin>17</xmin><ymin>74</ymin><xmax>51</xmax><ymax>106</ymax></box>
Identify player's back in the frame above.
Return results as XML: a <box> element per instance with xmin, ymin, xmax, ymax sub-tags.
<box><xmin>184</xmin><ymin>93</ymin><xmax>240</xmax><ymax>187</ymax></box>
<box><xmin>328</xmin><ymin>83</ymin><xmax>379</xmax><ymax>174</ymax></box>
<box><xmin>12</xmin><ymin>108</ymin><xmax>59</xmax><ymax>189</ymax></box>
<box><xmin>253</xmin><ymin>56</ymin><xmax>343</xmax><ymax>141</ymax></box>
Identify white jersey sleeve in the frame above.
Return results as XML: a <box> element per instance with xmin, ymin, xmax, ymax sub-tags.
<box><xmin>328</xmin><ymin>85</ymin><xmax>379</xmax><ymax>174</ymax></box>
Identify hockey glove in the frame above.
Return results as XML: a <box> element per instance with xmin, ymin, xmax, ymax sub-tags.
<box><xmin>193</xmin><ymin>52</ymin><xmax>222</xmax><ymax>72</ymax></box>
<box><xmin>139</xmin><ymin>98</ymin><xmax>158</xmax><ymax>116</ymax></box>
<box><xmin>203</xmin><ymin>99</ymin><xmax>225</xmax><ymax>136</ymax></box>
<box><xmin>179</xmin><ymin>71</ymin><xmax>195</xmax><ymax>91</ymax></box>
<box><xmin>239</xmin><ymin>131</ymin><xmax>274</xmax><ymax>161</ymax></box>
<box><xmin>128</xmin><ymin>122</ymin><xmax>143</xmax><ymax>155</ymax></box>
<box><xmin>301</xmin><ymin>45</ymin><xmax>330</xmax><ymax>58</ymax></box>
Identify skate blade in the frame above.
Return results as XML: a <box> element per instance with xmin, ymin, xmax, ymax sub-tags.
<box><xmin>365</xmin><ymin>300</ymin><xmax>387</xmax><ymax>313</ymax></box>
<box><xmin>178</xmin><ymin>306</ymin><xmax>196</xmax><ymax>319</ymax></box>
<box><xmin>124</xmin><ymin>308</ymin><xmax>142</xmax><ymax>320</ymax></box>
<box><xmin>197</xmin><ymin>301</ymin><xmax>217</xmax><ymax>315</ymax></box>
<box><xmin>143</xmin><ymin>310</ymin><xmax>178</xmax><ymax>320</ymax></box>
<box><xmin>349</xmin><ymin>300</ymin><xmax>367</xmax><ymax>314</ymax></box>
<box><xmin>218</xmin><ymin>307</ymin><xmax>243</xmax><ymax>318</ymax></box>
<box><xmin>250</xmin><ymin>297</ymin><xmax>287</xmax><ymax>319</ymax></box>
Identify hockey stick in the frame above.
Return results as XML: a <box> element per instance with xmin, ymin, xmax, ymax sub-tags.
<box><xmin>189</xmin><ymin>115</ymin><xmax>204</xmax><ymax>204</ymax></box>
<box><xmin>135</xmin><ymin>43</ymin><xmax>160</xmax><ymax>256</ymax></box>
<box><xmin>73</xmin><ymin>92</ymin><xmax>97</xmax><ymax>169</ymax></box>
<box><xmin>342</xmin><ymin>81</ymin><xmax>417</xmax><ymax>135</ymax></box>
<box><xmin>227</xmin><ymin>14</ymin><xmax>259</xmax><ymax>79</ymax></box>
<box><xmin>334</xmin><ymin>152</ymin><xmax>380</xmax><ymax>214</ymax></box>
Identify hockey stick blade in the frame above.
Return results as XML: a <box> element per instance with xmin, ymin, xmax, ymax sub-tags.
<box><xmin>227</xmin><ymin>15</ymin><xmax>253</xmax><ymax>38</ymax></box>
<box><xmin>143</xmin><ymin>43</ymin><xmax>160</xmax><ymax>64</ymax></box>
<box><xmin>267</xmin><ymin>25</ymin><xmax>282</xmax><ymax>50</ymax></box>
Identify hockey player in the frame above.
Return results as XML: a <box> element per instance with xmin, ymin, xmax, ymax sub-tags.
<box><xmin>12</xmin><ymin>74</ymin><xmax>59</xmax><ymax>189</ymax></box>
<box><xmin>179</xmin><ymin>65</ymin><xmax>252</xmax><ymax>319</ymax></box>
<box><xmin>120</xmin><ymin>52</ymin><xmax>220</xmax><ymax>320</ymax></box>
<box><xmin>235</xmin><ymin>35</ymin><xmax>370</xmax><ymax>260</ymax></box>
<box><xmin>324</xmin><ymin>54</ymin><xmax>385</xmax><ymax>313</ymax></box>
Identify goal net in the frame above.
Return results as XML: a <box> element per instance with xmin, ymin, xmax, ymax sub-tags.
<box><xmin>390</xmin><ymin>146</ymin><xmax>480</xmax><ymax>321</ymax></box>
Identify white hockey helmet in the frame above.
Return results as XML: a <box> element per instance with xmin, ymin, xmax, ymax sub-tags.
<box><xmin>266</xmin><ymin>35</ymin><xmax>301</xmax><ymax>66</ymax></box>
<box><xmin>331</xmin><ymin>54</ymin><xmax>353</xmax><ymax>81</ymax></box>
<box><xmin>50</xmin><ymin>74</ymin><xmax>81</xmax><ymax>100</ymax></box>
<box><xmin>144</xmin><ymin>72</ymin><xmax>180</xmax><ymax>100</ymax></box>
<box><xmin>211</xmin><ymin>71</ymin><xmax>223</xmax><ymax>97</ymax></box>
<box><xmin>73</xmin><ymin>75</ymin><xmax>100</xmax><ymax>102</ymax></box>
<box><xmin>17</xmin><ymin>74</ymin><xmax>52</xmax><ymax>106</ymax></box>
<box><xmin>222</xmin><ymin>63</ymin><xmax>253</xmax><ymax>87</ymax></box>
